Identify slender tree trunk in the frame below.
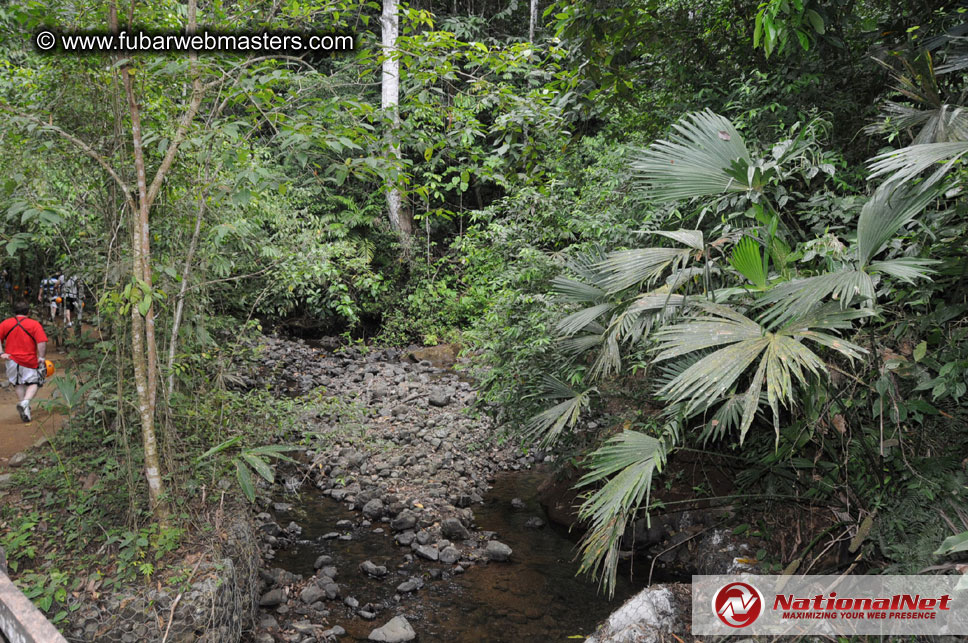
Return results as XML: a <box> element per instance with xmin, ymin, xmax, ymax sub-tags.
<box><xmin>529</xmin><ymin>0</ymin><xmax>538</xmax><ymax>42</ymax></box>
<box><xmin>122</xmin><ymin>64</ymin><xmax>169</xmax><ymax>520</ymax></box>
<box><xmin>381</xmin><ymin>0</ymin><xmax>413</xmax><ymax>239</ymax></box>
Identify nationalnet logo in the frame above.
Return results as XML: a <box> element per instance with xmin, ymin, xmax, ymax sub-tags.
<box><xmin>694</xmin><ymin>575</ymin><xmax>968</xmax><ymax>635</ymax></box>
<box><xmin>713</xmin><ymin>581</ymin><xmax>764</xmax><ymax>627</ymax></box>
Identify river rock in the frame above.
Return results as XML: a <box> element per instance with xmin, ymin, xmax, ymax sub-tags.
<box><xmin>440</xmin><ymin>517</ymin><xmax>470</xmax><ymax>540</ymax></box>
<box><xmin>362</xmin><ymin>499</ymin><xmax>384</xmax><ymax>520</ymax></box>
<box><xmin>360</xmin><ymin>560</ymin><xmax>388</xmax><ymax>577</ymax></box>
<box><xmin>439</xmin><ymin>546</ymin><xmax>460</xmax><ymax>565</ymax></box>
<box><xmin>368</xmin><ymin>615</ymin><xmax>416</xmax><ymax>642</ymax></box>
<box><xmin>259</xmin><ymin>588</ymin><xmax>287</xmax><ymax>607</ymax></box>
<box><xmin>7</xmin><ymin>452</ymin><xmax>26</xmax><ymax>468</ymax></box>
<box><xmin>314</xmin><ymin>555</ymin><xmax>334</xmax><ymax>569</ymax></box>
<box><xmin>510</xmin><ymin>498</ymin><xmax>526</xmax><ymax>510</ymax></box>
<box><xmin>414</xmin><ymin>544</ymin><xmax>438</xmax><ymax>561</ymax></box>
<box><xmin>585</xmin><ymin>584</ymin><xmax>689</xmax><ymax>643</ymax></box>
<box><xmin>485</xmin><ymin>540</ymin><xmax>512</xmax><ymax>562</ymax></box>
<box><xmin>322</xmin><ymin>625</ymin><xmax>346</xmax><ymax>638</ymax></box>
<box><xmin>390</xmin><ymin>509</ymin><xmax>417</xmax><ymax>531</ymax></box>
<box><xmin>428</xmin><ymin>392</ymin><xmax>451</xmax><ymax>407</ymax></box>
<box><xmin>300</xmin><ymin>585</ymin><xmax>326</xmax><ymax>605</ymax></box>
<box><xmin>525</xmin><ymin>517</ymin><xmax>545</xmax><ymax>529</ymax></box>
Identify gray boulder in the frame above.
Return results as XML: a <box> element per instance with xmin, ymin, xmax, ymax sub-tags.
<box><xmin>368</xmin><ymin>615</ymin><xmax>416</xmax><ymax>642</ymax></box>
<box><xmin>440</xmin><ymin>517</ymin><xmax>470</xmax><ymax>540</ymax></box>
<box><xmin>362</xmin><ymin>499</ymin><xmax>385</xmax><ymax>520</ymax></box>
<box><xmin>585</xmin><ymin>584</ymin><xmax>689</xmax><ymax>643</ymax></box>
<box><xmin>485</xmin><ymin>540</ymin><xmax>512</xmax><ymax>562</ymax></box>
<box><xmin>390</xmin><ymin>509</ymin><xmax>417</xmax><ymax>531</ymax></box>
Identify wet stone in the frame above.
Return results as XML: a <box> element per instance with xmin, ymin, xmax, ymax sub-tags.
<box><xmin>362</xmin><ymin>499</ymin><xmax>384</xmax><ymax>520</ymax></box>
<box><xmin>360</xmin><ymin>560</ymin><xmax>388</xmax><ymax>577</ymax></box>
<box><xmin>414</xmin><ymin>544</ymin><xmax>438</xmax><ymax>561</ymax></box>
<box><xmin>440</xmin><ymin>517</ymin><xmax>470</xmax><ymax>540</ymax></box>
<box><xmin>485</xmin><ymin>540</ymin><xmax>512</xmax><ymax>562</ymax></box>
<box><xmin>368</xmin><ymin>615</ymin><xmax>416</xmax><ymax>642</ymax></box>
<box><xmin>259</xmin><ymin>588</ymin><xmax>287</xmax><ymax>607</ymax></box>
<box><xmin>300</xmin><ymin>585</ymin><xmax>326</xmax><ymax>605</ymax></box>
<box><xmin>439</xmin><ymin>546</ymin><xmax>460</xmax><ymax>565</ymax></box>
<box><xmin>390</xmin><ymin>509</ymin><xmax>417</xmax><ymax>531</ymax></box>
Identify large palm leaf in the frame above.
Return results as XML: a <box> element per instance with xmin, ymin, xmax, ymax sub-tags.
<box><xmin>755</xmin><ymin>183</ymin><xmax>939</xmax><ymax>327</ymax></box>
<box><xmin>630</xmin><ymin>110</ymin><xmax>753</xmax><ymax>201</ymax></box>
<box><xmin>868</xmin><ymin>141</ymin><xmax>968</xmax><ymax>188</ymax></box>
<box><xmin>652</xmin><ymin>303</ymin><xmax>867</xmax><ymax>441</ymax></box>
<box><xmin>575</xmin><ymin>429</ymin><xmax>668</xmax><ymax>597</ymax></box>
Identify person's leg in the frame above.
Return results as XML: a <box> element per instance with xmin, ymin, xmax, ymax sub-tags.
<box><xmin>65</xmin><ymin>305</ymin><xmax>72</xmax><ymax>326</ymax></box>
<box><xmin>14</xmin><ymin>384</ymin><xmax>25</xmax><ymax>403</ymax></box>
<box><xmin>22</xmin><ymin>383</ymin><xmax>38</xmax><ymax>403</ymax></box>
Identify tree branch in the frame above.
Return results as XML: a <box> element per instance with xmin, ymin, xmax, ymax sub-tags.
<box><xmin>0</xmin><ymin>103</ymin><xmax>137</xmax><ymax>214</ymax></box>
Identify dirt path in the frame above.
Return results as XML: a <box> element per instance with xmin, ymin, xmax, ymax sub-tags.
<box><xmin>0</xmin><ymin>347</ymin><xmax>68</xmax><ymax>467</ymax></box>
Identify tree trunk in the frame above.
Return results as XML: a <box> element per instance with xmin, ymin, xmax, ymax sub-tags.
<box><xmin>122</xmin><ymin>64</ymin><xmax>170</xmax><ymax>520</ymax></box>
<box><xmin>381</xmin><ymin>0</ymin><xmax>413</xmax><ymax>239</ymax></box>
<box><xmin>529</xmin><ymin>0</ymin><xmax>538</xmax><ymax>42</ymax></box>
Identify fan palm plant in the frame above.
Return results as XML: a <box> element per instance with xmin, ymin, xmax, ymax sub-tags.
<box><xmin>530</xmin><ymin>110</ymin><xmax>947</xmax><ymax>596</ymax></box>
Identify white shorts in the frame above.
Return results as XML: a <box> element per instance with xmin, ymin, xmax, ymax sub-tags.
<box><xmin>6</xmin><ymin>360</ymin><xmax>43</xmax><ymax>386</ymax></box>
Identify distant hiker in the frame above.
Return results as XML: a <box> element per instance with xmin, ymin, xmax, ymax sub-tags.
<box><xmin>63</xmin><ymin>275</ymin><xmax>82</xmax><ymax>328</ymax></box>
<box><xmin>38</xmin><ymin>274</ymin><xmax>62</xmax><ymax>322</ymax></box>
<box><xmin>0</xmin><ymin>301</ymin><xmax>48</xmax><ymax>423</ymax></box>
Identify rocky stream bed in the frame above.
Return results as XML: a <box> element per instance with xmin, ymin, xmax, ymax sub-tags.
<box><xmin>229</xmin><ymin>336</ymin><xmax>758</xmax><ymax>643</ymax></box>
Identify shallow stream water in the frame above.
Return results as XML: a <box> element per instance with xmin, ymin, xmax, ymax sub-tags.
<box><xmin>272</xmin><ymin>470</ymin><xmax>648</xmax><ymax>641</ymax></box>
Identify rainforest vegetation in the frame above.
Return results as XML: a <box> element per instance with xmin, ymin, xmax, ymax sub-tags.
<box><xmin>0</xmin><ymin>0</ymin><xmax>966</xmax><ymax>637</ymax></box>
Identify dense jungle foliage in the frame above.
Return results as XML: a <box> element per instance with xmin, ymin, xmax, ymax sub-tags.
<box><xmin>0</xmin><ymin>0</ymin><xmax>966</xmax><ymax>619</ymax></box>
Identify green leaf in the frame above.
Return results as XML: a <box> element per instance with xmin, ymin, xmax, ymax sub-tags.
<box><xmin>913</xmin><ymin>341</ymin><xmax>927</xmax><ymax>362</ymax></box>
<box><xmin>576</xmin><ymin>430</ymin><xmax>668</xmax><ymax>597</ymax></box>
<box><xmin>196</xmin><ymin>435</ymin><xmax>242</xmax><ymax>461</ymax></box>
<box><xmin>934</xmin><ymin>530</ymin><xmax>968</xmax><ymax>556</ymax></box>
<box><xmin>240</xmin><ymin>452</ymin><xmax>274</xmax><ymax>483</ymax></box>
<box><xmin>805</xmin><ymin>9</ymin><xmax>825</xmax><ymax>34</ymax></box>
<box><xmin>630</xmin><ymin>110</ymin><xmax>752</xmax><ymax>202</ymax></box>
<box><xmin>729</xmin><ymin>236</ymin><xmax>768</xmax><ymax>289</ymax></box>
<box><xmin>235</xmin><ymin>459</ymin><xmax>256</xmax><ymax>503</ymax></box>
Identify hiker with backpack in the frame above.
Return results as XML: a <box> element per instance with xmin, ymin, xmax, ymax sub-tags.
<box><xmin>0</xmin><ymin>300</ymin><xmax>49</xmax><ymax>422</ymax></box>
<box><xmin>63</xmin><ymin>275</ymin><xmax>82</xmax><ymax>328</ymax></box>
<box><xmin>38</xmin><ymin>274</ymin><xmax>63</xmax><ymax>322</ymax></box>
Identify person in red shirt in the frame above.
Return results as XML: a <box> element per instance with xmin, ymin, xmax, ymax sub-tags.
<box><xmin>0</xmin><ymin>301</ymin><xmax>48</xmax><ymax>422</ymax></box>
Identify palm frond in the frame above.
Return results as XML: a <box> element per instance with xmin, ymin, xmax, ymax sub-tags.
<box><xmin>652</xmin><ymin>302</ymin><xmax>762</xmax><ymax>361</ymax></box>
<box><xmin>631</xmin><ymin>110</ymin><xmax>752</xmax><ymax>201</ymax></box>
<box><xmin>653</xmin><ymin>304</ymin><xmax>861</xmax><ymax>442</ymax></box>
<box><xmin>556</xmin><ymin>302</ymin><xmax>615</xmax><ymax>336</ymax></box>
<box><xmin>730</xmin><ymin>236</ymin><xmax>769</xmax><ymax>289</ymax></box>
<box><xmin>856</xmin><ymin>183</ymin><xmax>938</xmax><ymax>266</ymax></box>
<box><xmin>595</xmin><ymin>247</ymin><xmax>693</xmax><ymax>293</ymax></box>
<box><xmin>867</xmin><ymin>257</ymin><xmax>939</xmax><ymax>283</ymax></box>
<box><xmin>559</xmin><ymin>333</ymin><xmax>606</xmax><ymax>356</ymax></box>
<box><xmin>867</xmin><ymin>141</ymin><xmax>968</xmax><ymax>188</ymax></box>
<box><xmin>649</xmin><ymin>229</ymin><xmax>705</xmax><ymax>250</ymax></box>
<box><xmin>756</xmin><ymin>269</ymin><xmax>875</xmax><ymax>328</ymax></box>
<box><xmin>551</xmin><ymin>275</ymin><xmax>607</xmax><ymax>304</ymax></box>
<box><xmin>576</xmin><ymin>430</ymin><xmax>668</xmax><ymax>597</ymax></box>
<box><xmin>523</xmin><ymin>384</ymin><xmax>596</xmax><ymax>447</ymax></box>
